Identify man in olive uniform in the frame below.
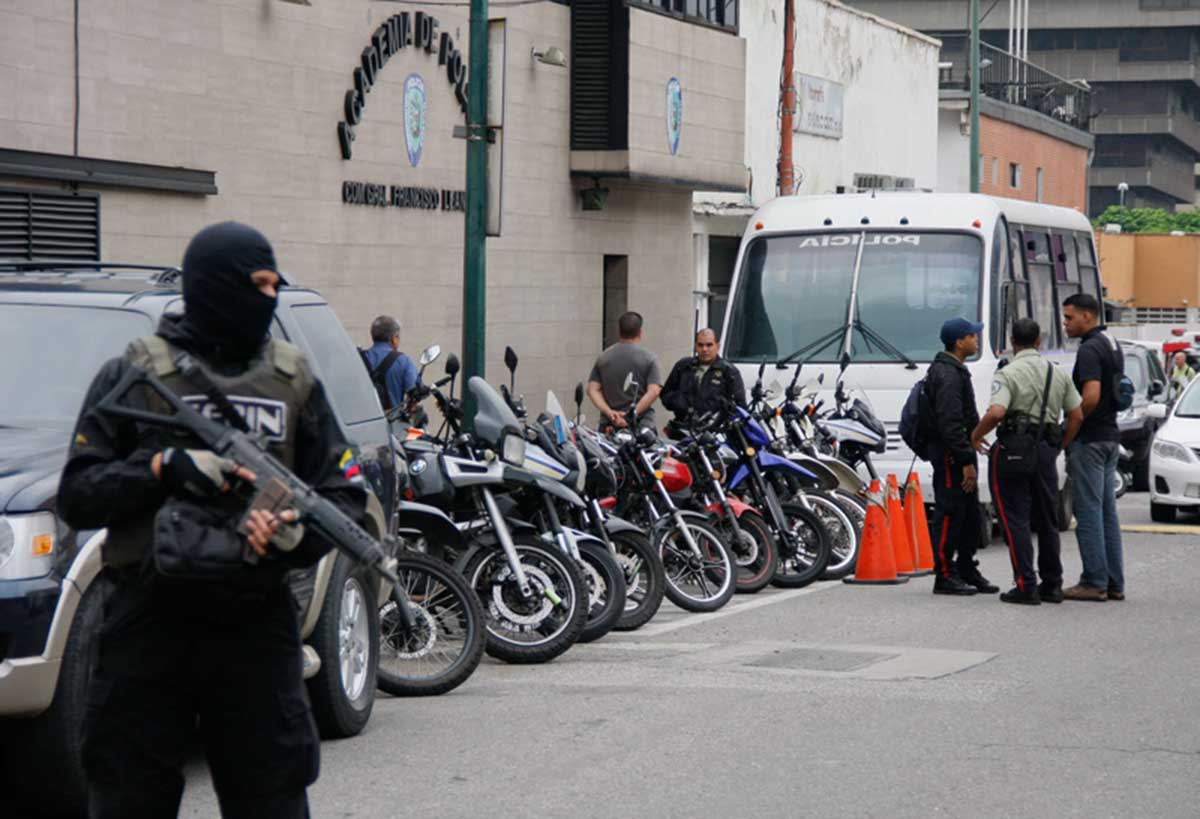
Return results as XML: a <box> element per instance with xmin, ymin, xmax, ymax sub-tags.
<box><xmin>661</xmin><ymin>328</ymin><xmax>746</xmax><ymax>434</ymax></box>
<box><xmin>971</xmin><ymin>319</ymin><xmax>1083</xmax><ymax>605</ymax></box>
<box><xmin>58</xmin><ymin>222</ymin><xmax>367</xmax><ymax>817</ymax></box>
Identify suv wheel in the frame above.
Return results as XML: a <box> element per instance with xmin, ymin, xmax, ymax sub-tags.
<box><xmin>1150</xmin><ymin>502</ymin><xmax>1177</xmax><ymax>524</ymax></box>
<box><xmin>3</xmin><ymin>577</ymin><xmax>104</xmax><ymax>817</ymax></box>
<box><xmin>1133</xmin><ymin>453</ymin><xmax>1150</xmax><ymax>493</ymax></box>
<box><xmin>307</xmin><ymin>554</ymin><xmax>379</xmax><ymax>738</ymax></box>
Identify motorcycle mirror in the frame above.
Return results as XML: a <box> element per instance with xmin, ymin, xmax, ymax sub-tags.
<box><xmin>418</xmin><ymin>344</ymin><xmax>441</xmax><ymax>368</ymax></box>
<box><xmin>623</xmin><ymin>372</ymin><xmax>640</xmax><ymax>398</ymax></box>
<box><xmin>504</xmin><ymin>346</ymin><xmax>518</xmax><ymax>374</ymax></box>
<box><xmin>757</xmin><ymin>357</ymin><xmax>767</xmax><ymax>381</ymax></box>
<box><xmin>445</xmin><ymin>353</ymin><xmax>460</xmax><ymax>377</ymax></box>
<box><xmin>574</xmin><ymin>381</ymin><xmax>585</xmax><ymax>422</ymax></box>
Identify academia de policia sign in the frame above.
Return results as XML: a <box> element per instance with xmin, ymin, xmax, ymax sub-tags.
<box><xmin>338</xmin><ymin>10</ymin><xmax>466</xmax><ymax>213</ymax></box>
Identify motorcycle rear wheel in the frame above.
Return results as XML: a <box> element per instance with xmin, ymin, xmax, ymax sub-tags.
<box><xmin>377</xmin><ymin>552</ymin><xmax>486</xmax><ymax>697</ymax></box>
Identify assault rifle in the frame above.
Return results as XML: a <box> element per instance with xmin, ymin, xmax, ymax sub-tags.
<box><xmin>93</xmin><ymin>363</ymin><xmax>418</xmax><ymax>632</ymax></box>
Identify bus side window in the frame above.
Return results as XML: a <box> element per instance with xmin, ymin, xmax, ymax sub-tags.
<box><xmin>1022</xmin><ymin>230</ymin><xmax>1060</xmax><ymax>349</ymax></box>
<box><xmin>991</xmin><ymin>219</ymin><xmax>1011</xmax><ymax>353</ymax></box>
<box><xmin>1075</xmin><ymin>233</ymin><xmax>1101</xmax><ymax>301</ymax></box>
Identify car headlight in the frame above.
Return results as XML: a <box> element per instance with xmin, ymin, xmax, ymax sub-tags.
<box><xmin>501</xmin><ymin>429</ymin><xmax>526</xmax><ymax>466</ymax></box>
<box><xmin>0</xmin><ymin>513</ymin><xmax>57</xmax><ymax>580</ymax></box>
<box><xmin>1152</xmin><ymin>439</ymin><xmax>1193</xmax><ymax>463</ymax></box>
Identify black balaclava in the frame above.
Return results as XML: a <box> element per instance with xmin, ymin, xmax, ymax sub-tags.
<box><xmin>179</xmin><ymin>221</ymin><xmax>279</xmax><ymax>362</ymax></box>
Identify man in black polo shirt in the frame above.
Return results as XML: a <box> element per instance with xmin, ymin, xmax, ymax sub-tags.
<box><xmin>1062</xmin><ymin>293</ymin><xmax>1125</xmax><ymax>602</ymax></box>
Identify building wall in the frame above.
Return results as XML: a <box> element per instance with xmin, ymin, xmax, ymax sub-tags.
<box><xmin>848</xmin><ymin>1</ymin><xmax>1200</xmax><ymax>31</ymax></box>
<box><xmin>937</xmin><ymin>106</ymin><xmax>970</xmax><ymax>194</ymax></box>
<box><xmin>0</xmin><ymin>0</ymin><xmax>720</xmax><ymax>411</ymax></box>
<box><xmin>1096</xmin><ymin>232</ymin><xmax>1136</xmax><ymax>304</ymax></box>
<box><xmin>1133</xmin><ymin>235</ymin><xmax>1200</xmax><ymax>310</ymax></box>
<box><xmin>977</xmin><ymin>115</ymin><xmax>1089</xmax><ymax>210</ymax></box>
<box><xmin>697</xmin><ymin>0</ymin><xmax>939</xmax><ymax>210</ymax></box>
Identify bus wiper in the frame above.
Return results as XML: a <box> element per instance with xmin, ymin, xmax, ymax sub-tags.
<box><xmin>777</xmin><ymin>324</ymin><xmax>848</xmax><ymax>366</ymax></box>
<box><xmin>853</xmin><ymin>319</ymin><xmax>919</xmax><ymax>370</ymax></box>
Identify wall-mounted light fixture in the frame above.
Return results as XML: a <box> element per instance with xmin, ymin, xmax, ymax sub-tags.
<box><xmin>532</xmin><ymin>46</ymin><xmax>567</xmax><ymax>68</ymax></box>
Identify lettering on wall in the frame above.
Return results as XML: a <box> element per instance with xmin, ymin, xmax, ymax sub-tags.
<box><xmin>342</xmin><ymin>181</ymin><xmax>466</xmax><ymax>212</ymax></box>
<box><xmin>337</xmin><ymin>11</ymin><xmax>468</xmax><ymax>160</ymax></box>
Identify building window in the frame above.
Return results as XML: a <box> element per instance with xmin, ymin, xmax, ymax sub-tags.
<box><xmin>0</xmin><ymin>188</ymin><xmax>100</xmax><ymax>260</ymax></box>
<box><xmin>992</xmin><ymin>158</ymin><xmax>999</xmax><ymax>185</ymax></box>
<box><xmin>1036</xmin><ymin>167</ymin><xmax>1045</xmax><ymax>202</ymax></box>
<box><xmin>603</xmin><ymin>255</ymin><xmax>628</xmax><ymax>349</ymax></box>
<box><xmin>1010</xmin><ymin>162</ymin><xmax>1021</xmax><ymax>189</ymax></box>
<box><xmin>629</xmin><ymin>0</ymin><xmax>738</xmax><ymax>30</ymax></box>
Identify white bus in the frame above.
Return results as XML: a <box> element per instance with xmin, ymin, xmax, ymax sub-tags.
<box><xmin>719</xmin><ymin>193</ymin><xmax>1103</xmax><ymax>504</ymax></box>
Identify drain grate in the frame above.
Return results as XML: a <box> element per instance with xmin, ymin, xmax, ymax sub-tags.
<box><xmin>746</xmin><ymin>648</ymin><xmax>895</xmax><ymax>672</ymax></box>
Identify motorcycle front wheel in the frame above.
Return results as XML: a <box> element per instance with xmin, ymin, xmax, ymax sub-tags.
<box><xmin>463</xmin><ymin>538</ymin><xmax>588</xmax><ymax>664</ymax></box>
<box><xmin>770</xmin><ymin>503</ymin><xmax>831</xmax><ymax>588</ymax></box>
<box><xmin>377</xmin><ymin>552</ymin><xmax>486</xmax><ymax>697</ymax></box>
<box><xmin>611</xmin><ymin>530</ymin><xmax>665</xmax><ymax>631</ymax></box>
<box><xmin>655</xmin><ymin>518</ymin><xmax>737</xmax><ymax>612</ymax></box>
<box><xmin>577</xmin><ymin>540</ymin><xmax>628</xmax><ymax>643</ymax></box>
<box><xmin>800</xmin><ymin>492</ymin><xmax>859</xmax><ymax>580</ymax></box>
<box><xmin>711</xmin><ymin>509</ymin><xmax>778</xmax><ymax>594</ymax></box>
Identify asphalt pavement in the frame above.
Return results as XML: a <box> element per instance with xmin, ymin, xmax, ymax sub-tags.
<box><xmin>181</xmin><ymin>491</ymin><xmax>1200</xmax><ymax>818</ymax></box>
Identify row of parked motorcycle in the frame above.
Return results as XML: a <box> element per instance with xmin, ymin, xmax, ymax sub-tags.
<box><xmin>369</xmin><ymin>346</ymin><xmax>891</xmax><ymax>698</ymax></box>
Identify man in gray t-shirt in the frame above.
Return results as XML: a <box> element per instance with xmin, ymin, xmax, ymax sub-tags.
<box><xmin>588</xmin><ymin>311</ymin><xmax>663</xmax><ymax>429</ymax></box>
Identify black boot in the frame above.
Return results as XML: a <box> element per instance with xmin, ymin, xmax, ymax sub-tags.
<box><xmin>1000</xmin><ymin>586</ymin><xmax>1042</xmax><ymax>605</ymax></box>
<box><xmin>1038</xmin><ymin>584</ymin><xmax>1064</xmax><ymax>604</ymax></box>
<box><xmin>933</xmin><ymin>575</ymin><xmax>979</xmax><ymax>596</ymax></box>
<box><xmin>960</xmin><ymin>562</ymin><xmax>1000</xmax><ymax>594</ymax></box>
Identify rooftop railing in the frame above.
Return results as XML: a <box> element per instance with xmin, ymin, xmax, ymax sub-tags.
<box><xmin>938</xmin><ymin>35</ymin><xmax>1093</xmax><ymax>131</ymax></box>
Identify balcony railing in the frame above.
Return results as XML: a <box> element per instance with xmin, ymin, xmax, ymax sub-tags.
<box><xmin>938</xmin><ymin>36</ymin><xmax>1092</xmax><ymax>132</ymax></box>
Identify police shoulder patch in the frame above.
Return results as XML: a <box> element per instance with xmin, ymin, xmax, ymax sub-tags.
<box><xmin>991</xmin><ymin>379</ymin><xmax>1002</xmax><ymax>395</ymax></box>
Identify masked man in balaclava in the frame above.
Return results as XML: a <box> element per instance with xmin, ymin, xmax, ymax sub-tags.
<box><xmin>59</xmin><ymin>222</ymin><xmax>367</xmax><ymax>817</ymax></box>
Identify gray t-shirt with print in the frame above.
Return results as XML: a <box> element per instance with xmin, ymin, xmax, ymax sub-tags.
<box><xmin>588</xmin><ymin>341</ymin><xmax>662</xmax><ymax>425</ymax></box>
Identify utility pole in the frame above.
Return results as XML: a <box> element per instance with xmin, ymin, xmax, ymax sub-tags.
<box><xmin>969</xmin><ymin>0</ymin><xmax>981</xmax><ymax>193</ymax></box>
<box><xmin>777</xmin><ymin>0</ymin><xmax>796</xmax><ymax>196</ymax></box>
<box><xmin>462</xmin><ymin>0</ymin><xmax>489</xmax><ymax>422</ymax></box>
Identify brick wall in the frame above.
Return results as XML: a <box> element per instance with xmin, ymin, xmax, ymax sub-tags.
<box><xmin>977</xmin><ymin>115</ymin><xmax>1089</xmax><ymax>211</ymax></box>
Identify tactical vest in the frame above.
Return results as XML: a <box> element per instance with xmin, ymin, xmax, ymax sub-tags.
<box><xmin>102</xmin><ymin>335</ymin><xmax>315</xmax><ymax>569</ymax></box>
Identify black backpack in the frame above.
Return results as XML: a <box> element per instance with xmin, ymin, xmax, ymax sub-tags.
<box><xmin>899</xmin><ymin>376</ymin><xmax>936</xmax><ymax>461</ymax></box>
<box><xmin>1099</xmin><ymin>332</ymin><xmax>1135</xmax><ymax>412</ymax></box>
<box><xmin>359</xmin><ymin>348</ymin><xmax>400</xmax><ymax>411</ymax></box>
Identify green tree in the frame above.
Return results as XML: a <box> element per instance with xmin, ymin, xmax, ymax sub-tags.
<box><xmin>1093</xmin><ymin>205</ymin><xmax>1200</xmax><ymax>234</ymax></box>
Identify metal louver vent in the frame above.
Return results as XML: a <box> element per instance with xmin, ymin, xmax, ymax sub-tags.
<box><xmin>0</xmin><ymin>188</ymin><xmax>100</xmax><ymax>261</ymax></box>
<box><xmin>570</xmin><ymin>0</ymin><xmax>629</xmax><ymax>151</ymax></box>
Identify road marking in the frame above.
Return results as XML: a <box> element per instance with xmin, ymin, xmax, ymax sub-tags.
<box><xmin>1121</xmin><ymin>524</ymin><xmax>1200</xmax><ymax>535</ymax></box>
<box><xmin>627</xmin><ymin>583</ymin><xmax>840</xmax><ymax>638</ymax></box>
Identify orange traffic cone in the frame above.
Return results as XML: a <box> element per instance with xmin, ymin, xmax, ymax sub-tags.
<box><xmin>843</xmin><ymin>479</ymin><xmax>908</xmax><ymax>585</ymax></box>
<box><xmin>904</xmin><ymin>473</ymin><xmax>935</xmax><ymax>576</ymax></box>
<box><xmin>886</xmin><ymin>474</ymin><xmax>918</xmax><ymax>575</ymax></box>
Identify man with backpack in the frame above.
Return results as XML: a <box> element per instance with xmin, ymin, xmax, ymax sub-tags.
<box><xmin>921</xmin><ymin>318</ymin><xmax>999</xmax><ymax>597</ymax></box>
<box><xmin>970</xmin><ymin>319</ymin><xmax>1083</xmax><ymax>605</ymax></box>
<box><xmin>1062</xmin><ymin>294</ymin><xmax>1128</xmax><ymax>601</ymax></box>
<box><xmin>361</xmin><ymin>315</ymin><xmax>420</xmax><ymax>412</ymax></box>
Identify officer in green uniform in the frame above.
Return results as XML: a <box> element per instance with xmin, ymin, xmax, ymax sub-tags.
<box><xmin>971</xmin><ymin>318</ymin><xmax>1084</xmax><ymax>605</ymax></box>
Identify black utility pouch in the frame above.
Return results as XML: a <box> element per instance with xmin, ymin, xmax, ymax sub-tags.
<box><xmin>150</xmin><ymin>498</ymin><xmax>259</xmax><ymax>580</ymax></box>
<box><xmin>996</xmin><ymin>418</ymin><xmax>1040</xmax><ymax>478</ymax></box>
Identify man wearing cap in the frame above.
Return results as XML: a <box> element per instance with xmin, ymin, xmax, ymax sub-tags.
<box><xmin>924</xmin><ymin>317</ymin><xmax>998</xmax><ymax>596</ymax></box>
<box><xmin>970</xmin><ymin>319</ymin><xmax>1083</xmax><ymax>605</ymax></box>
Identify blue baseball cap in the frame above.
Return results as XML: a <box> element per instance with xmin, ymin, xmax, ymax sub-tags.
<box><xmin>940</xmin><ymin>317</ymin><xmax>984</xmax><ymax>346</ymax></box>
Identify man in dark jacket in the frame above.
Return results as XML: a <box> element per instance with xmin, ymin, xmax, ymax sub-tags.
<box><xmin>925</xmin><ymin>317</ymin><xmax>998</xmax><ymax>596</ymax></box>
<box><xmin>58</xmin><ymin>222</ymin><xmax>367</xmax><ymax>817</ymax></box>
<box><xmin>661</xmin><ymin>328</ymin><xmax>746</xmax><ymax>432</ymax></box>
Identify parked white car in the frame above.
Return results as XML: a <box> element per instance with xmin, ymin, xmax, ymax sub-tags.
<box><xmin>1147</xmin><ymin>378</ymin><xmax>1200</xmax><ymax>523</ymax></box>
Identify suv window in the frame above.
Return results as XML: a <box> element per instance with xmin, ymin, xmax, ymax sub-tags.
<box><xmin>0</xmin><ymin>304</ymin><xmax>153</xmax><ymax>428</ymax></box>
<box><xmin>1124</xmin><ymin>350</ymin><xmax>1147</xmax><ymax>393</ymax></box>
<box><xmin>289</xmin><ymin>303</ymin><xmax>381</xmax><ymax>425</ymax></box>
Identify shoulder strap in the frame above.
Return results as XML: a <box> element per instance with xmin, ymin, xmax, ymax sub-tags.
<box><xmin>129</xmin><ymin>335</ymin><xmax>177</xmax><ymax>377</ymax></box>
<box><xmin>1039</xmin><ymin>361</ymin><xmax>1054</xmax><ymax>425</ymax></box>
<box><xmin>371</xmin><ymin>350</ymin><xmax>402</xmax><ymax>382</ymax></box>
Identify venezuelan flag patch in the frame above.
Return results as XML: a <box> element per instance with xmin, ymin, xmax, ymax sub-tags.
<box><xmin>338</xmin><ymin>448</ymin><xmax>363</xmax><ymax>483</ymax></box>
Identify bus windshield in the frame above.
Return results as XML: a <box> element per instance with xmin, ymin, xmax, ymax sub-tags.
<box><xmin>725</xmin><ymin>231</ymin><xmax>983</xmax><ymax>364</ymax></box>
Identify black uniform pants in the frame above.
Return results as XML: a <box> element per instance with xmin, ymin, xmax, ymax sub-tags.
<box><xmin>928</xmin><ymin>449</ymin><xmax>982</xmax><ymax>580</ymax></box>
<box><xmin>988</xmin><ymin>441</ymin><xmax>1063</xmax><ymax>593</ymax></box>
<box><xmin>83</xmin><ymin>569</ymin><xmax>318</xmax><ymax>819</ymax></box>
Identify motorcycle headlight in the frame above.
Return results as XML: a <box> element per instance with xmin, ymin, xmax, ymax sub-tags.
<box><xmin>1153</xmin><ymin>439</ymin><xmax>1192</xmax><ymax>463</ymax></box>
<box><xmin>501</xmin><ymin>429</ymin><xmax>526</xmax><ymax>466</ymax></box>
<box><xmin>0</xmin><ymin>512</ymin><xmax>57</xmax><ymax>580</ymax></box>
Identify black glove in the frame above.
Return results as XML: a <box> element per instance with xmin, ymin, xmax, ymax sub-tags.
<box><xmin>160</xmin><ymin>448</ymin><xmax>238</xmax><ymax>498</ymax></box>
